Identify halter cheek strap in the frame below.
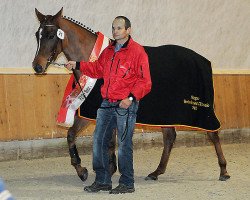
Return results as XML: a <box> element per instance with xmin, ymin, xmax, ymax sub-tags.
<box><xmin>45</xmin><ymin>26</ymin><xmax>65</xmax><ymax>70</ymax></box>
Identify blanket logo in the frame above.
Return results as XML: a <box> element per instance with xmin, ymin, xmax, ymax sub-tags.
<box><xmin>183</xmin><ymin>95</ymin><xmax>210</xmax><ymax>110</ymax></box>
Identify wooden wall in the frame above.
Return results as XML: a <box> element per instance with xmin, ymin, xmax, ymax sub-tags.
<box><xmin>0</xmin><ymin>73</ymin><xmax>249</xmax><ymax>141</ymax></box>
<box><xmin>213</xmin><ymin>74</ymin><xmax>250</xmax><ymax>129</ymax></box>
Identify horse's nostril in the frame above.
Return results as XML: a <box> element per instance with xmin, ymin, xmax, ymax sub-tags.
<box><xmin>34</xmin><ymin>65</ymin><xmax>43</xmax><ymax>73</ymax></box>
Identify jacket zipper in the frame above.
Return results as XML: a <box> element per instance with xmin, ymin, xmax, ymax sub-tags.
<box><xmin>106</xmin><ymin>53</ymin><xmax>116</xmax><ymax>99</ymax></box>
<box><xmin>115</xmin><ymin>59</ymin><xmax>120</xmax><ymax>74</ymax></box>
<box><xmin>140</xmin><ymin>65</ymin><xmax>144</xmax><ymax>78</ymax></box>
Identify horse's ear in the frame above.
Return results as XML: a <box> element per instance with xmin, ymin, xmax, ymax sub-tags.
<box><xmin>35</xmin><ymin>8</ymin><xmax>45</xmax><ymax>23</ymax></box>
<box><xmin>54</xmin><ymin>7</ymin><xmax>63</xmax><ymax>19</ymax></box>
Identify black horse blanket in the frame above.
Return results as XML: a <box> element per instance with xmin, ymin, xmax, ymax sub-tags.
<box><xmin>79</xmin><ymin>45</ymin><xmax>220</xmax><ymax>131</ymax></box>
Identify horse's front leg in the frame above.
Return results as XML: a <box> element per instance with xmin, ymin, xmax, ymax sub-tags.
<box><xmin>145</xmin><ymin>127</ymin><xmax>176</xmax><ymax>180</ymax></box>
<box><xmin>67</xmin><ymin>116</ymin><xmax>90</xmax><ymax>181</ymax></box>
<box><xmin>207</xmin><ymin>131</ymin><xmax>230</xmax><ymax>181</ymax></box>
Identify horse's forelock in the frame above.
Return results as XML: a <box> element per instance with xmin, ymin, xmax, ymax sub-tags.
<box><xmin>40</xmin><ymin>15</ymin><xmax>59</xmax><ymax>26</ymax></box>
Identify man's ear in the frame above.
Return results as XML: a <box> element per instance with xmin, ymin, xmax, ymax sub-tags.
<box><xmin>127</xmin><ymin>27</ymin><xmax>131</xmax><ymax>35</ymax></box>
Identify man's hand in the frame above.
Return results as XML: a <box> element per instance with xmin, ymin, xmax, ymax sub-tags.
<box><xmin>89</xmin><ymin>55</ymin><xmax>98</xmax><ymax>62</ymax></box>
<box><xmin>66</xmin><ymin>61</ymin><xmax>76</xmax><ymax>71</ymax></box>
<box><xmin>119</xmin><ymin>98</ymin><xmax>132</xmax><ymax>109</ymax></box>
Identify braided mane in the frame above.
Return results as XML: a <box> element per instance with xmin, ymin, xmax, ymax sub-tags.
<box><xmin>62</xmin><ymin>16</ymin><xmax>97</xmax><ymax>35</ymax></box>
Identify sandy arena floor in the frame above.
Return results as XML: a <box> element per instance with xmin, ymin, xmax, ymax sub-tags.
<box><xmin>0</xmin><ymin>143</ymin><xmax>249</xmax><ymax>200</ymax></box>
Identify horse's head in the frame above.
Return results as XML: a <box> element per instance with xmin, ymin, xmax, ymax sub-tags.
<box><xmin>32</xmin><ymin>8</ymin><xmax>64</xmax><ymax>74</ymax></box>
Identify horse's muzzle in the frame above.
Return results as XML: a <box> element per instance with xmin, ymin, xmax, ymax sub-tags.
<box><xmin>33</xmin><ymin>64</ymin><xmax>44</xmax><ymax>74</ymax></box>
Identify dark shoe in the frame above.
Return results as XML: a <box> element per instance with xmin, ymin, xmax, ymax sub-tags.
<box><xmin>109</xmin><ymin>184</ymin><xmax>135</xmax><ymax>194</ymax></box>
<box><xmin>84</xmin><ymin>182</ymin><xmax>112</xmax><ymax>193</ymax></box>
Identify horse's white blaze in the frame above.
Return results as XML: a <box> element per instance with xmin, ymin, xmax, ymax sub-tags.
<box><xmin>35</xmin><ymin>27</ymin><xmax>43</xmax><ymax>58</ymax></box>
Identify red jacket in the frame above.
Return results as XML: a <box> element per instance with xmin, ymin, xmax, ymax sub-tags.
<box><xmin>77</xmin><ymin>37</ymin><xmax>152</xmax><ymax>101</ymax></box>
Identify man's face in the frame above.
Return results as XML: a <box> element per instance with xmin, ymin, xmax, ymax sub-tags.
<box><xmin>112</xmin><ymin>18</ymin><xmax>131</xmax><ymax>44</ymax></box>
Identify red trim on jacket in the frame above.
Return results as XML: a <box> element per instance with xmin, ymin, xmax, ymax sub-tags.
<box><xmin>79</xmin><ymin>37</ymin><xmax>152</xmax><ymax>101</ymax></box>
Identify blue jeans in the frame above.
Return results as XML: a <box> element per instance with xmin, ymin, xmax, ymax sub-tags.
<box><xmin>92</xmin><ymin>99</ymin><xmax>139</xmax><ymax>187</ymax></box>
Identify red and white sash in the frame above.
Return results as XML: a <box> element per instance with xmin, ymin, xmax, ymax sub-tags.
<box><xmin>57</xmin><ymin>32</ymin><xmax>110</xmax><ymax>127</ymax></box>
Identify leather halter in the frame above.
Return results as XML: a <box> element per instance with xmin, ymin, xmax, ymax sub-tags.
<box><xmin>35</xmin><ymin>23</ymin><xmax>61</xmax><ymax>72</ymax></box>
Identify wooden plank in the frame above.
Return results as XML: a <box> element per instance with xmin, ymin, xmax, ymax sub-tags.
<box><xmin>236</xmin><ymin>75</ymin><xmax>247</xmax><ymax>127</ymax></box>
<box><xmin>213</xmin><ymin>75</ymin><xmax>227</xmax><ymax>129</ymax></box>
<box><xmin>246</xmin><ymin>76</ymin><xmax>250</xmax><ymax>126</ymax></box>
<box><xmin>32</xmin><ymin>75</ymin><xmax>52</xmax><ymax>139</ymax></box>
<box><xmin>19</xmin><ymin>75</ymin><xmax>37</xmax><ymax>140</ymax></box>
<box><xmin>4</xmin><ymin>75</ymin><xmax>24</xmax><ymax>140</ymax></box>
<box><xmin>47</xmin><ymin>75</ymin><xmax>66</xmax><ymax>138</ymax></box>
<box><xmin>0</xmin><ymin>76</ymin><xmax>9</xmax><ymax>140</ymax></box>
<box><xmin>224</xmin><ymin>75</ymin><xmax>244</xmax><ymax>128</ymax></box>
<box><xmin>232</xmin><ymin>76</ymin><xmax>243</xmax><ymax>128</ymax></box>
<box><xmin>241</xmin><ymin>75</ymin><xmax>250</xmax><ymax>127</ymax></box>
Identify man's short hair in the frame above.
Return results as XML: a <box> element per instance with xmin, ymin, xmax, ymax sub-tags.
<box><xmin>115</xmin><ymin>16</ymin><xmax>131</xmax><ymax>29</ymax></box>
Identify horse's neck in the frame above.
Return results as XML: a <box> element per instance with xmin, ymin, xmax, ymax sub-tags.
<box><xmin>60</xmin><ymin>19</ymin><xmax>97</xmax><ymax>62</ymax></box>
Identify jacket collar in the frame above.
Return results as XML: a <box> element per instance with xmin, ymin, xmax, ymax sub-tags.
<box><xmin>109</xmin><ymin>35</ymin><xmax>132</xmax><ymax>50</ymax></box>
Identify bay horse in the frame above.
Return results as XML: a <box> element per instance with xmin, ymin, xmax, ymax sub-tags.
<box><xmin>32</xmin><ymin>8</ymin><xmax>230</xmax><ymax>182</ymax></box>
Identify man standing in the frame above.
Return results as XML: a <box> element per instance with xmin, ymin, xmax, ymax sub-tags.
<box><xmin>66</xmin><ymin>16</ymin><xmax>151</xmax><ymax>194</ymax></box>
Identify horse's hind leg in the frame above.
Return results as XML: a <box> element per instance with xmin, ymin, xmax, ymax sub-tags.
<box><xmin>108</xmin><ymin>129</ymin><xmax>117</xmax><ymax>175</ymax></box>
<box><xmin>145</xmin><ymin>127</ymin><xmax>176</xmax><ymax>180</ymax></box>
<box><xmin>67</xmin><ymin>116</ymin><xmax>90</xmax><ymax>181</ymax></box>
<box><xmin>207</xmin><ymin>131</ymin><xmax>230</xmax><ymax>181</ymax></box>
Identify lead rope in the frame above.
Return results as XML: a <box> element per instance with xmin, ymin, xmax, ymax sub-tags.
<box><xmin>47</xmin><ymin>61</ymin><xmax>66</xmax><ymax>68</ymax></box>
<box><xmin>46</xmin><ymin>64</ymin><xmax>89</xmax><ymax>100</ymax></box>
<box><xmin>99</xmin><ymin>104</ymin><xmax>130</xmax><ymax>142</ymax></box>
<box><xmin>120</xmin><ymin>108</ymin><xmax>129</xmax><ymax>142</ymax></box>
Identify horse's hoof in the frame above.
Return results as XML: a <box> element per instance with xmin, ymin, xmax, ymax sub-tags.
<box><xmin>78</xmin><ymin>168</ymin><xmax>88</xmax><ymax>182</ymax></box>
<box><xmin>219</xmin><ymin>174</ymin><xmax>230</xmax><ymax>181</ymax></box>
<box><xmin>145</xmin><ymin>175</ymin><xmax>158</xmax><ymax>181</ymax></box>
